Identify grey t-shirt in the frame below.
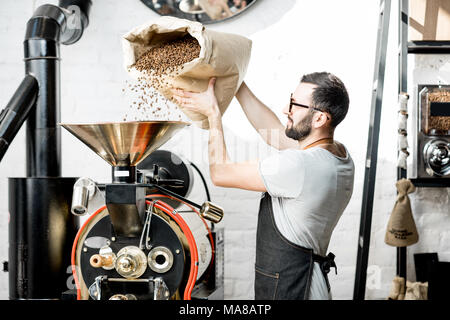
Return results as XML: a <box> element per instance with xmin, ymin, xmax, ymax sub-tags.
<box><xmin>258</xmin><ymin>144</ymin><xmax>355</xmax><ymax>299</ymax></box>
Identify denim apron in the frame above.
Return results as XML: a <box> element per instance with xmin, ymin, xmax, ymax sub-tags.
<box><xmin>254</xmin><ymin>192</ymin><xmax>337</xmax><ymax>300</ymax></box>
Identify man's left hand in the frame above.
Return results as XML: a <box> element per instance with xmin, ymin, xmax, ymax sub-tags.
<box><xmin>171</xmin><ymin>77</ymin><xmax>220</xmax><ymax>119</ymax></box>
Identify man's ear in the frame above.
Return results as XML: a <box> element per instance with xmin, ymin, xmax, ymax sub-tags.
<box><xmin>313</xmin><ymin>112</ymin><xmax>328</xmax><ymax>128</ymax></box>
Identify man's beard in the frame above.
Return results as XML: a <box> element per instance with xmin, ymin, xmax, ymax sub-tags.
<box><xmin>285</xmin><ymin>112</ymin><xmax>314</xmax><ymax>141</ymax></box>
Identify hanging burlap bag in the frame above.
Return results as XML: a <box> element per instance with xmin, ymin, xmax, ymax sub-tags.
<box><xmin>385</xmin><ymin>178</ymin><xmax>419</xmax><ymax>247</ymax></box>
<box><xmin>122</xmin><ymin>16</ymin><xmax>252</xmax><ymax>129</ymax></box>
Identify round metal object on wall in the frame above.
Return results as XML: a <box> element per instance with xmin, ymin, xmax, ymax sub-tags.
<box><xmin>424</xmin><ymin>139</ymin><xmax>450</xmax><ymax>177</ymax></box>
<box><xmin>138</xmin><ymin>150</ymin><xmax>193</xmax><ymax>208</ymax></box>
<box><xmin>140</xmin><ymin>0</ymin><xmax>258</xmax><ymax>24</ymax></box>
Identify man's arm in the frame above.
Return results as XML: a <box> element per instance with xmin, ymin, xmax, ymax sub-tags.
<box><xmin>236</xmin><ymin>82</ymin><xmax>298</xmax><ymax>150</ymax></box>
<box><xmin>171</xmin><ymin>78</ymin><xmax>266</xmax><ymax>191</ymax></box>
<box><xmin>207</xmin><ymin>113</ymin><xmax>266</xmax><ymax>191</ymax></box>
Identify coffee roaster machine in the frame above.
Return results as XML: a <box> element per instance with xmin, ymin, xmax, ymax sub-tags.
<box><xmin>0</xmin><ymin>1</ymin><xmax>224</xmax><ymax>300</ymax></box>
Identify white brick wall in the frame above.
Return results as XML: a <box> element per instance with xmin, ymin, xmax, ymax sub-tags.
<box><xmin>0</xmin><ymin>0</ymin><xmax>449</xmax><ymax>300</ymax></box>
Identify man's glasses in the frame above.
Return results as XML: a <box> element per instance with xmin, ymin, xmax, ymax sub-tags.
<box><xmin>289</xmin><ymin>94</ymin><xmax>330</xmax><ymax>120</ymax></box>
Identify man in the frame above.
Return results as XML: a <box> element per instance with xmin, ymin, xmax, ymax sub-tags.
<box><xmin>171</xmin><ymin>72</ymin><xmax>355</xmax><ymax>300</ymax></box>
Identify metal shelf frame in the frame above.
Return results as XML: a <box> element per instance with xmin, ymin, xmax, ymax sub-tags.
<box><xmin>353</xmin><ymin>0</ymin><xmax>449</xmax><ymax>300</ymax></box>
<box><xmin>353</xmin><ymin>0</ymin><xmax>392</xmax><ymax>300</ymax></box>
<box><xmin>408</xmin><ymin>41</ymin><xmax>450</xmax><ymax>54</ymax></box>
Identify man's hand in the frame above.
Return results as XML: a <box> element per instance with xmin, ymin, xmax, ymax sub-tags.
<box><xmin>171</xmin><ymin>77</ymin><xmax>266</xmax><ymax>193</ymax></box>
<box><xmin>171</xmin><ymin>77</ymin><xmax>220</xmax><ymax>119</ymax></box>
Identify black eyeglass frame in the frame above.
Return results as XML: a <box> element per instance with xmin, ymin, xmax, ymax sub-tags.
<box><xmin>289</xmin><ymin>93</ymin><xmax>330</xmax><ymax>120</ymax></box>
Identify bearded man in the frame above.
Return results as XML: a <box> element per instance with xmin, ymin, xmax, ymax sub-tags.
<box><xmin>171</xmin><ymin>72</ymin><xmax>355</xmax><ymax>300</ymax></box>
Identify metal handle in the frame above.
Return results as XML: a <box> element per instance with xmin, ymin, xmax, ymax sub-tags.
<box><xmin>72</xmin><ymin>185</ymin><xmax>89</xmax><ymax>215</ymax></box>
<box><xmin>71</xmin><ymin>177</ymin><xmax>96</xmax><ymax>215</ymax></box>
<box><xmin>200</xmin><ymin>201</ymin><xmax>224</xmax><ymax>224</ymax></box>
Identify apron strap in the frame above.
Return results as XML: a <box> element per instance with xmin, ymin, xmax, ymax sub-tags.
<box><xmin>312</xmin><ymin>252</ymin><xmax>337</xmax><ymax>293</ymax></box>
<box><xmin>313</xmin><ymin>252</ymin><xmax>338</xmax><ymax>275</ymax></box>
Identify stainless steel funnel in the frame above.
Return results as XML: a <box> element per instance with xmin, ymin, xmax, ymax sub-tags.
<box><xmin>60</xmin><ymin>121</ymin><xmax>189</xmax><ymax>167</ymax></box>
<box><xmin>60</xmin><ymin>120</ymin><xmax>190</xmax><ymax>238</ymax></box>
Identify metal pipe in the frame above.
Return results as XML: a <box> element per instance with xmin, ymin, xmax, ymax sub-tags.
<box><xmin>5</xmin><ymin>1</ymin><xmax>92</xmax><ymax>300</ymax></box>
<box><xmin>71</xmin><ymin>184</ymin><xmax>89</xmax><ymax>215</ymax></box>
<box><xmin>24</xmin><ymin>2</ymin><xmax>91</xmax><ymax>177</ymax></box>
<box><xmin>71</xmin><ymin>177</ymin><xmax>97</xmax><ymax>216</ymax></box>
<box><xmin>0</xmin><ymin>75</ymin><xmax>38</xmax><ymax>163</ymax></box>
<box><xmin>24</xmin><ymin>5</ymin><xmax>66</xmax><ymax>177</ymax></box>
<box><xmin>9</xmin><ymin>177</ymin><xmax>79</xmax><ymax>299</ymax></box>
<box><xmin>59</xmin><ymin>0</ymin><xmax>92</xmax><ymax>44</ymax></box>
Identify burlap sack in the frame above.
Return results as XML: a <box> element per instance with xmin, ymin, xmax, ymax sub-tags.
<box><xmin>404</xmin><ymin>281</ymin><xmax>428</xmax><ymax>300</ymax></box>
<box><xmin>385</xmin><ymin>179</ymin><xmax>419</xmax><ymax>247</ymax></box>
<box><xmin>122</xmin><ymin>16</ymin><xmax>252</xmax><ymax>129</ymax></box>
<box><xmin>387</xmin><ymin>276</ymin><xmax>405</xmax><ymax>300</ymax></box>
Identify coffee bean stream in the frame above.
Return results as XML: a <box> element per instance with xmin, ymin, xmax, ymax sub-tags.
<box><xmin>122</xmin><ymin>35</ymin><xmax>201</xmax><ymax>122</ymax></box>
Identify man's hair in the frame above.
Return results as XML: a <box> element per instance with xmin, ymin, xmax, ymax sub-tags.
<box><xmin>300</xmin><ymin>72</ymin><xmax>349</xmax><ymax>128</ymax></box>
